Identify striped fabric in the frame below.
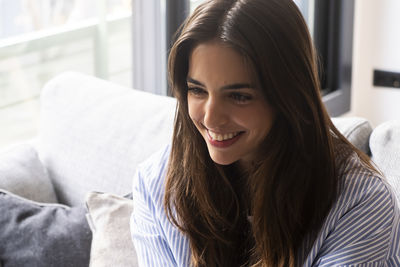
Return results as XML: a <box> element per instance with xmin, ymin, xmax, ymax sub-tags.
<box><xmin>130</xmin><ymin>145</ymin><xmax>400</xmax><ymax>266</ymax></box>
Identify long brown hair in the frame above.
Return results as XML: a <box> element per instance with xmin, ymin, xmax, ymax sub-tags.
<box><xmin>165</xmin><ymin>0</ymin><xmax>375</xmax><ymax>266</ymax></box>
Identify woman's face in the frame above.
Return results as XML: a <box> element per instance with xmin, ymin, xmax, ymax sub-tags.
<box><xmin>187</xmin><ymin>41</ymin><xmax>275</xmax><ymax>167</ymax></box>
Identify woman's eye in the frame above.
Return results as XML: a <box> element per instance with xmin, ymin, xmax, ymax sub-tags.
<box><xmin>230</xmin><ymin>92</ymin><xmax>252</xmax><ymax>103</ymax></box>
<box><xmin>187</xmin><ymin>87</ymin><xmax>206</xmax><ymax>96</ymax></box>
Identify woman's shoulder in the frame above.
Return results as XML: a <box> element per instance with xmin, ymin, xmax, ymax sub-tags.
<box><xmin>337</xmin><ymin>151</ymin><xmax>396</xmax><ymax>209</ymax></box>
<box><xmin>306</xmin><ymin>151</ymin><xmax>400</xmax><ymax>266</ymax></box>
<box><xmin>309</xmin><ymin>181</ymin><xmax>400</xmax><ymax>265</ymax></box>
<box><xmin>331</xmin><ymin>151</ymin><xmax>400</xmax><ymax>239</ymax></box>
<box><xmin>133</xmin><ymin>144</ymin><xmax>171</xmax><ymax>194</ymax></box>
<box><xmin>137</xmin><ymin>144</ymin><xmax>171</xmax><ymax>172</ymax></box>
<box><xmin>340</xmin><ymin>151</ymin><xmax>388</xmax><ymax>189</ymax></box>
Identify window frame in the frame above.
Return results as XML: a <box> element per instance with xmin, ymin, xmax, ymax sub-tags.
<box><xmin>316</xmin><ymin>0</ymin><xmax>355</xmax><ymax>116</ymax></box>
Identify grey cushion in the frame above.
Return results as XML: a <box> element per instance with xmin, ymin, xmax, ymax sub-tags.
<box><xmin>0</xmin><ymin>189</ymin><xmax>91</xmax><ymax>267</ymax></box>
<box><xmin>370</xmin><ymin>120</ymin><xmax>400</xmax><ymax>204</ymax></box>
<box><xmin>0</xmin><ymin>144</ymin><xmax>58</xmax><ymax>203</ymax></box>
<box><xmin>38</xmin><ymin>72</ymin><xmax>176</xmax><ymax>206</ymax></box>
<box><xmin>85</xmin><ymin>192</ymin><xmax>138</xmax><ymax>267</ymax></box>
<box><xmin>332</xmin><ymin>117</ymin><xmax>373</xmax><ymax>155</ymax></box>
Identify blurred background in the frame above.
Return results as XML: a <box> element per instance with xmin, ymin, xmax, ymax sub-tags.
<box><xmin>0</xmin><ymin>0</ymin><xmax>132</xmax><ymax>148</ymax></box>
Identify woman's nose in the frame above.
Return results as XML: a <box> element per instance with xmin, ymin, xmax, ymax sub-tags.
<box><xmin>203</xmin><ymin>98</ymin><xmax>229</xmax><ymax>129</ymax></box>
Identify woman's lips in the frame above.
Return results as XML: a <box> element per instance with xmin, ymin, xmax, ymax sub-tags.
<box><xmin>206</xmin><ymin>130</ymin><xmax>244</xmax><ymax>148</ymax></box>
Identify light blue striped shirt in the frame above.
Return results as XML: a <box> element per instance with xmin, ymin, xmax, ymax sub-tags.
<box><xmin>130</xmin><ymin>145</ymin><xmax>400</xmax><ymax>266</ymax></box>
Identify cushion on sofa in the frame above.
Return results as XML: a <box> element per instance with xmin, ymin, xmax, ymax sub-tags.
<box><xmin>0</xmin><ymin>143</ymin><xmax>58</xmax><ymax>203</ymax></box>
<box><xmin>332</xmin><ymin>117</ymin><xmax>373</xmax><ymax>155</ymax></box>
<box><xmin>370</xmin><ymin>120</ymin><xmax>400</xmax><ymax>204</ymax></box>
<box><xmin>0</xmin><ymin>189</ymin><xmax>91</xmax><ymax>267</ymax></box>
<box><xmin>38</xmin><ymin>72</ymin><xmax>176</xmax><ymax>206</ymax></box>
<box><xmin>85</xmin><ymin>191</ymin><xmax>138</xmax><ymax>267</ymax></box>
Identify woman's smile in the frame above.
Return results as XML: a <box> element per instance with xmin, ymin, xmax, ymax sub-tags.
<box><xmin>206</xmin><ymin>129</ymin><xmax>244</xmax><ymax>148</ymax></box>
<box><xmin>207</xmin><ymin>129</ymin><xmax>242</xmax><ymax>142</ymax></box>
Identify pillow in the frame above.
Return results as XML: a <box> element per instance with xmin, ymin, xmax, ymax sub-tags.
<box><xmin>370</xmin><ymin>120</ymin><xmax>400</xmax><ymax>204</ymax></box>
<box><xmin>332</xmin><ymin>117</ymin><xmax>373</xmax><ymax>155</ymax></box>
<box><xmin>0</xmin><ymin>189</ymin><xmax>92</xmax><ymax>267</ymax></box>
<box><xmin>0</xmin><ymin>143</ymin><xmax>58</xmax><ymax>203</ymax></box>
<box><xmin>85</xmin><ymin>192</ymin><xmax>138</xmax><ymax>267</ymax></box>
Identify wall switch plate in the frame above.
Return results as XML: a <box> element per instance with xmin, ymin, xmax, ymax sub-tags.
<box><xmin>373</xmin><ymin>70</ymin><xmax>400</xmax><ymax>88</ymax></box>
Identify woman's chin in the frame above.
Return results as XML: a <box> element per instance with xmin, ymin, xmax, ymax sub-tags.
<box><xmin>209</xmin><ymin>154</ymin><xmax>237</xmax><ymax>166</ymax></box>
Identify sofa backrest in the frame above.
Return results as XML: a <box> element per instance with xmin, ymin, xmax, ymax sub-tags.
<box><xmin>38</xmin><ymin>72</ymin><xmax>177</xmax><ymax>206</ymax></box>
<box><xmin>38</xmin><ymin>72</ymin><xmax>390</xmax><ymax>206</ymax></box>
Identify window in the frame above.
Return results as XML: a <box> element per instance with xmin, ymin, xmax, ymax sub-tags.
<box><xmin>313</xmin><ymin>0</ymin><xmax>355</xmax><ymax>116</ymax></box>
<box><xmin>0</xmin><ymin>0</ymin><xmax>132</xmax><ymax>148</ymax></box>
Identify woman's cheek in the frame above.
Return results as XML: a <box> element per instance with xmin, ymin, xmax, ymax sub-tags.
<box><xmin>187</xmin><ymin>98</ymin><xmax>203</xmax><ymax>123</ymax></box>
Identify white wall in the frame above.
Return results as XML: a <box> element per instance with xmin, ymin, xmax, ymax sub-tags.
<box><xmin>349</xmin><ymin>0</ymin><xmax>400</xmax><ymax>127</ymax></box>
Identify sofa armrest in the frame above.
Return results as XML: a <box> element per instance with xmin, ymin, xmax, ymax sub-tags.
<box><xmin>370</xmin><ymin>120</ymin><xmax>400</xmax><ymax>204</ymax></box>
<box><xmin>0</xmin><ymin>143</ymin><xmax>58</xmax><ymax>203</ymax></box>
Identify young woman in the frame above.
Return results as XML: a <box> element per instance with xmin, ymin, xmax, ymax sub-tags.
<box><xmin>131</xmin><ymin>0</ymin><xmax>400</xmax><ymax>266</ymax></box>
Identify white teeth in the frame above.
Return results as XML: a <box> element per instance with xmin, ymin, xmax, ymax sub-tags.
<box><xmin>208</xmin><ymin>130</ymin><xmax>240</xmax><ymax>141</ymax></box>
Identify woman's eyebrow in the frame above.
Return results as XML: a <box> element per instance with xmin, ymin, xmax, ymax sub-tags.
<box><xmin>187</xmin><ymin>77</ymin><xmax>254</xmax><ymax>90</ymax></box>
<box><xmin>220</xmin><ymin>83</ymin><xmax>254</xmax><ymax>90</ymax></box>
<box><xmin>187</xmin><ymin>77</ymin><xmax>204</xmax><ymax>86</ymax></box>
